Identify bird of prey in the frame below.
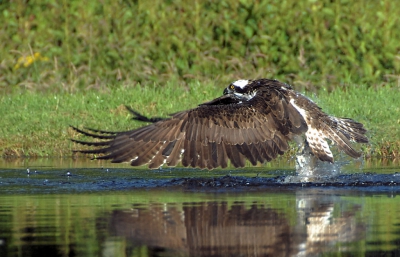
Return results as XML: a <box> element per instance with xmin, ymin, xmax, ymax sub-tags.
<box><xmin>71</xmin><ymin>79</ymin><xmax>368</xmax><ymax>170</ymax></box>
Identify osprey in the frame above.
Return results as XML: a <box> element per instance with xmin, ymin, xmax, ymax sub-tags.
<box><xmin>72</xmin><ymin>79</ymin><xmax>368</xmax><ymax>169</ymax></box>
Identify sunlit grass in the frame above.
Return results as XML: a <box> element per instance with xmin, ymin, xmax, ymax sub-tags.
<box><xmin>1</xmin><ymin>81</ymin><xmax>399</xmax><ymax>158</ymax></box>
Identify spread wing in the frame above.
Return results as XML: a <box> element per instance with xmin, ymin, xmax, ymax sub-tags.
<box><xmin>72</xmin><ymin>93</ymin><xmax>307</xmax><ymax>169</ymax></box>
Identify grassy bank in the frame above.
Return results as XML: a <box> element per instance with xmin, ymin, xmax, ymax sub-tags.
<box><xmin>1</xmin><ymin>81</ymin><xmax>399</xmax><ymax>159</ymax></box>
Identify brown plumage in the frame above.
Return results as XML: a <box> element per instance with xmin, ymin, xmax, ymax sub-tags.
<box><xmin>71</xmin><ymin>79</ymin><xmax>368</xmax><ymax>169</ymax></box>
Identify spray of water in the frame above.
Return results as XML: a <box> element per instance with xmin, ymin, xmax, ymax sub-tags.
<box><xmin>285</xmin><ymin>140</ymin><xmax>346</xmax><ymax>183</ymax></box>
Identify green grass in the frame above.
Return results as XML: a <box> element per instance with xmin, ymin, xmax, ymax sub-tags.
<box><xmin>1</xmin><ymin>81</ymin><xmax>399</xmax><ymax>158</ymax></box>
<box><xmin>1</xmin><ymin>0</ymin><xmax>399</xmax><ymax>91</ymax></box>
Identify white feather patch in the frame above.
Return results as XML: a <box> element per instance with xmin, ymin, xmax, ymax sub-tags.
<box><xmin>290</xmin><ymin>98</ymin><xmax>333</xmax><ymax>159</ymax></box>
<box><xmin>234</xmin><ymin>91</ymin><xmax>256</xmax><ymax>101</ymax></box>
<box><xmin>233</xmin><ymin>80</ymin><xmax>250</xmax><ymax>89</ymax></box>
<box><xmin>289</xmin><ymin>99</ymin><xmax>307</xmax><ymax>119</ymax></box>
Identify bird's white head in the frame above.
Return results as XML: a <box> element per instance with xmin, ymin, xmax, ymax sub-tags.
<box><xmin>224</xmin><ymin>79</ymin><xmax>256</xmax><ymax>101</ymax></box>
<box><xmin>232</xmin><ymin>79</ymin><xmax>250</xmax><ymax>89</ymax></box>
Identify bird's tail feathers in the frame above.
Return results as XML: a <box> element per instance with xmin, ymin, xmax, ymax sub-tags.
<box><xmin>325</xmin><ymin>117</ymin><xmax>368</xmax><ymax>159</ymax></box>
<box><xmin>324</xmin><ymin>124</ymin><xmax>361</xmax><ymax>158</ymax></box>
<box><xmin>335</xmin><ymin>118</ymin><xmax>369</xmax><ymax>143</ymax></box>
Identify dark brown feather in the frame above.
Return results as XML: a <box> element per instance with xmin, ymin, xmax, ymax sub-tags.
<box><xmin>216</xmin><ymin>143</ymin><xmax>228</xmax><ymax>168</ymax></box>
<box><xmin>165</xmin><ymin>140</ymin><xmax>183</xmax><ymax>167</ymax></box>
<box><xmin>70</xmin><ymin>126</ymin><xmax>116</xmax><ymax>139</ymax></box>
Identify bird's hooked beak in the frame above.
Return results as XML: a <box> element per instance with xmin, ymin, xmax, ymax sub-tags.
<box><xmin>223</xmin><ymin>87</ymin><xmax>233</xmax><ymax>95</ymax></box>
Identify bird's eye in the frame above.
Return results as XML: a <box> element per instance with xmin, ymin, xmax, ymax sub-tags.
<box><xmin>230</xmin><ymin>85</ymin><xmax>235</xmax><ymax>90</ymax></box>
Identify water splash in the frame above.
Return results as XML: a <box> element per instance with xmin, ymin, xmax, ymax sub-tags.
<box><xmin>285</xmin><ymin>142</ymin><xmax>346</xmax><ymax>183</ymax></box>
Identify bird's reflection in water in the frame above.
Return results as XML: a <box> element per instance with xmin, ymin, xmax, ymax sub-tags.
<box><xmin>105</xmin><ymin>190</ymin><xmax>365</xmax><ymax>256</ymax></box>
<box><xmin>294</xmin><ymin>190</ymin><xmax>364</xmax><ymax>256</ymax></box>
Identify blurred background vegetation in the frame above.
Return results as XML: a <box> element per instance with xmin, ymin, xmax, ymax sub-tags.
<box><xmin>1</xmin><ymin>0</ymin><xmax>399</xmax><ymax>92</ymax></box>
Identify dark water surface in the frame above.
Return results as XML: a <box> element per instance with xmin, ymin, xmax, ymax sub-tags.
<box><xmin>0</xmin><ymin>158</ymin><xmax>400</xmax><ymax>256</ymax></box>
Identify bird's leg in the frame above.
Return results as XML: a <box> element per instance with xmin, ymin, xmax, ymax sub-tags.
<box><xmin>293</xmin><ymin>136</ymin><xmax>317</xmax><ymax>176</ymax></box>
